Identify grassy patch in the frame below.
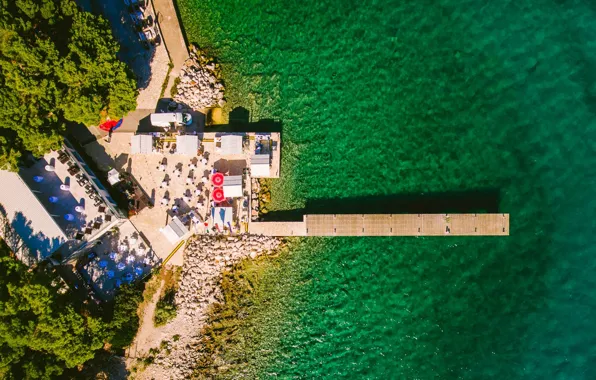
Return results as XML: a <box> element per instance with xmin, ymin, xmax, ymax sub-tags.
<box><xmin>170</xmin><ymin>77</ymin><xmax>181</xmax><ymax>98</ymax></box>
<box><xmin>153</xmin><ymin>266</ymin><xmax>182</xmax><ymax>327</ymax></box>
<box><xmin>160</xmin><ymin>62</ymin><xmax>174</xmax><ymax>99</ymax></box>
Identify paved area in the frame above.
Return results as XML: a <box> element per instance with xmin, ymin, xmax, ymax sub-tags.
<box><xmin>20</xmin><ymin>151</ymin><xmax>106</xmax><ymax>240</ymax></box>
<box><xmin>153</xmin><ymin>0</ymin><xmax>189</xmax><ymax>75</ymax></box>
<box><xmin>78</xmin><ymin>220</ymin><xmax>158</xmax><ymax>300</ymax></box>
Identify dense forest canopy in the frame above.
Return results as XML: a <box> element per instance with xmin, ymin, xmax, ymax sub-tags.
<box><xmin>0</xmin><ymin>0</ymin><xmax>137</xmax><ymax>170</ymax></box>
<box><xmin>0</xmin><ymin>237</ymin><xmax>143</xmax><ymax>378</ymax></box>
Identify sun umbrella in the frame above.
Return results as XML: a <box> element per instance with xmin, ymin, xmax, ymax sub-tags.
<box><xmin>134</xmin><ymin>267</ymin><xmax>143</xmax><ymax>276</ymax></box>
<box><xmin>107</xmin><ymin>270</ymin><xmax>115</xmax><ymax>279</ymax></box>
<box><xmin>212</xmin><ymin>188</ymin><xmax>225</xmax><ymax>203</ymax></box>
<box><xmin>49</xmin><ymin>196</ymin><xmax>59</xmax><ymax>203</ymax></box>
<box><xmin>64</xmin><ymin>214</ymin><xmax>75</xmax><ymax>221</ymax></box>
<box><xmin>211</xmin><ymin>172</ymin><xmax>224</xmax><ymax>186</ymax></box>
<box><xmin>124</xmin><ymin>273</ymin><xmax>133</xmax><ymax>283</ymax></box>
<box><xmin>99</xmin><ymin>260</ymin><xmax>108</xmax><ymax>268</ymax></box>
<box><xmin>33</xmin><ymin>175</ymin><xmax>44</xmax><ymax>183</ymax></box>
<box><xmin>115</xmin><ymin>279</ymin><xmax>122</xmax><ymax>287</ymax></box>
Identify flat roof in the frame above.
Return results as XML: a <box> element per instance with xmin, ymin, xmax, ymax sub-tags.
<box><xmin>0</xmin><ymin>170</ymin><xmax>67</xmax><ymax>260</ymax></box>
<box><xmin>250</xmin><ymin>154</ymin><xmax>270</xmax><ymax>177</ymax></box>
<box><xmin>161</xmin><ymin>216</ymin><xmax>189</xmax><ymax>244</ymax></box>
<box><xmin>131</xmin><ymin>134</ymin><xmax>154</xmax><ymax>154</ymax></box>
<box><xmin>223</xmin><ymin>175</ymin><xmax>243</xmax><ymax>197</ymax></box>
<box><xmin>220</xmin><ymin>135</ymin><xmax>243</xmax><ymax>155</ymax></box>
<box><xmin>176</xmin><ymin>135</ymin><xmax>199</xmax><ymax>155</ymax></box>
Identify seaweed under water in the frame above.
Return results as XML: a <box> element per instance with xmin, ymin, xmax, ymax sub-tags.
<box><xmin>177</xmin><ymin>0</ymin><xmax>596</xmax><ymax>378</ymax></box>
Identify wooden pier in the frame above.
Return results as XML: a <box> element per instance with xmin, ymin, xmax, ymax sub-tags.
<box><xmin>249</xmin><ymin>214</ymin><xmax>509</xmax><ymax>236</ymax></box>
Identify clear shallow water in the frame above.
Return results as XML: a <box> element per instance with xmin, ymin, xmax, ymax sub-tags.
<box><xmin>177</xmin><ymin>0</ymin><xmax>596</xmax><ymax>377</ymax></box>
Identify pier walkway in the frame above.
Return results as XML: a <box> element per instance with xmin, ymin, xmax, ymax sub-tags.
<box><xmin>249</xmin><ymin>214</ymin><xmax>509</xmax><ymax>236</ymax></box>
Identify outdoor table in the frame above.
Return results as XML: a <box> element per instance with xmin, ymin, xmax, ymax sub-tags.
<box><xmin>117</xmin><ymin>262</ymin><xmax>126</xmax><ymax>271</ymax></box>
<box><xmin>126</xmin><ymin>255</ymin><xmax>135</xmax><ymax>264</ymax></box>
<box><xmin>75</xmin><ymin>205</ymin><xmax>84</xmax><ymax>213</ymax></box>
<box><xmin>118</xmin><ymin>244</ymin><xmax>127</xmax><ymax>253</ymax></box>
<box><xmin>109</xmin><ymin>252</ymin><xmax>117</xmax><ymax>260</ymax></box>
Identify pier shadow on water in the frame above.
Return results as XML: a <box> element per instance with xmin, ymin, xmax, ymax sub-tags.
<box><xmin>262</xmin><ymin>189</ymin><xmax>501</xmax><ymax>221</ymax></box>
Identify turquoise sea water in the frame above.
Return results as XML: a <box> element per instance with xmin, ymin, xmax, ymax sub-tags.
<box><xmin>177</xmin><ymin>0</ymin><xmax>596</xmax><ymax>378</ymax></box>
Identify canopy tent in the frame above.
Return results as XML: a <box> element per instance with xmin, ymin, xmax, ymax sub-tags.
<box><xmin>176</xmin><ymin>135</ymin><xmax>199</xmax><ymax>155</ymax></box>
<box><xmin>211</xmin><ymin>207</ymin><xmax>233</xmax><ymax>230</ymax></box>
<box><xmin>223</xmin><ymin>175</ymin><xmax>243</xmax><ymax>198</ymax></box>
<box><xmin>250</xmin><ymin>154</ymin><xmax>270</xmax><ymax>177</ymax></box>
<box><xmin>220</xmin><ymin>135</ymin><xmax>243</xmax><ymax>155</ymax></box>
<box><xmin>107</xmin><ymin>169</ymin><xmax>121</xmax><ymax>185</ymax></box>
<box><xmin>130</xmin><ymin>135</ymin><xmax>154</xmax><ymax>154</ymax></box>
<box><xmin>160</xmin><ymin>216</ymin><xmax>189</xmax><ymax>244</ymax></box>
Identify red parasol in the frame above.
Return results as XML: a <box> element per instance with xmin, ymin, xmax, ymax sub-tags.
<box><xmin>212</xmin><ymin>187</ymin><xmax>225</xmax><ymax>203</ymax></box>
<box><xmin>211</xmin><ymin>172</ymin><xmax>224</xmax><ymax>187</ymax></box>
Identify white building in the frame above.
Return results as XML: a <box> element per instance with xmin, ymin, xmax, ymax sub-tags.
<box><xmin>223</xmin><ymin>175</ymin><xmax>243</xmax><ymax>198</ymax></box>
<box><xmin>175</xmin><ymin>135</ymin><xmax>199</xmax><ymax>155</ymax></box>
<box><xmin>250</xmin><ymin>154</ymin><xmax>270</xmax><ymax>177</ymax></box>
<box><xmin>130</xmin><ymin>134</ymin><xmax>154</xmax><ymax>154</ymax></box>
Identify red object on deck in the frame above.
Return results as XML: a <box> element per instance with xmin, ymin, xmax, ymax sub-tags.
<box><xmin>211</xmin><ymin>172</ymin><xmax>224</xmax><ymax>187</ymax></box>
<box><xmin>212</xmin><ymin>187</ymin><xmax>225</xmax><ymax>202</ymax></box>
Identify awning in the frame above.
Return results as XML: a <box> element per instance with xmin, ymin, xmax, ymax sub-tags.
<box><xmin>176</xmin><ymin>135</ymin><xmax>199</xmax><ymax>155</ymax></box>
<box><xmin>250</xmin><ymin>154</ymin><xmax>270</xmax><ymax>177</ymax></box>
<box><xmin>107</xmin><ymin>169</ymin><xmax>121</xmax><ymax>185</ymax></box>
<box><xmin>211</xmin><ymin>207</ymin><xmax>233</xmax><ymax>229</ymax></box>
<box><xmin>131</xmin><ymin>134</ymin><xmax>154</xmax><ymax>154</ymax></box>
<box><xmin>220</xmin><ymin>135</ymin><xmax>243</xmax><ymax>155</ymax></box>
<box><xmin>160</xmin><ymin>216</ymin><xmax>189</xmax><ymax>244</ymax></box>
<box><xmin>223</xmin><ymin>175</ymin><xmax>243</xmax><ymax>197</ymax></box>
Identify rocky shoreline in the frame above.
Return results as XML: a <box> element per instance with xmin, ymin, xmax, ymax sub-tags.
<box><xmin>173</xmin><ymin>46</ymin><xmax>226</xmax><ymax>110</ymax></box>
<box><xmin>133</xmin><ymin>235</ymin><xmax>282</xmax><ymax>379</ymax></box>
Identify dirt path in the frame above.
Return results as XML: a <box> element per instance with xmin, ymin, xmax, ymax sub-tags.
<box><xmin>128</xmin><ymin>279</ymin><xmax>165</xmax><ymax>359</ymax></box>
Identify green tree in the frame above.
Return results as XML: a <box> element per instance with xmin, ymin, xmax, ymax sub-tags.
<box><xmin>0</xmin><ymin>0</ymin><xmax>137</xmax><ymax>170</ymax></box>
<box><xmin>0</xmin><ymin>241</ymin><xmax>110</xmax><ymax>378</ymax></box>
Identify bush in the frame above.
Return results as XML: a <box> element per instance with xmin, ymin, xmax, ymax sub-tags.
<box><xmin>108</xmin><ymin>285</ymin><xmax>143</xmax><ymax>349</ymax></box>
<box><xmin>170</xmin><ymin>77</ymin><xmax>181</xmax><ymax>98</ymax></box>
<box><xmin>154</xmin><ymin>288</ymin><xmax>177</xmax><ymax>326</ymax></box>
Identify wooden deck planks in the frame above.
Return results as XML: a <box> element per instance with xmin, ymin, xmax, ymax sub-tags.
<box><xmin>249</xmin><ymin>214</ymin><xmax>509</xmax><ymax>237</ymax></box>
<box><xmin>303</xmin><ymin>214</ymin><xmax>509</xmax><ymax>236</ymax></box>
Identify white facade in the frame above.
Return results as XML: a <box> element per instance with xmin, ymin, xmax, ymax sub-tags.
<box><xmin>223</xmin><ymin>175</ymin><xmax>243</xmax><ymax>198</ymax></box>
